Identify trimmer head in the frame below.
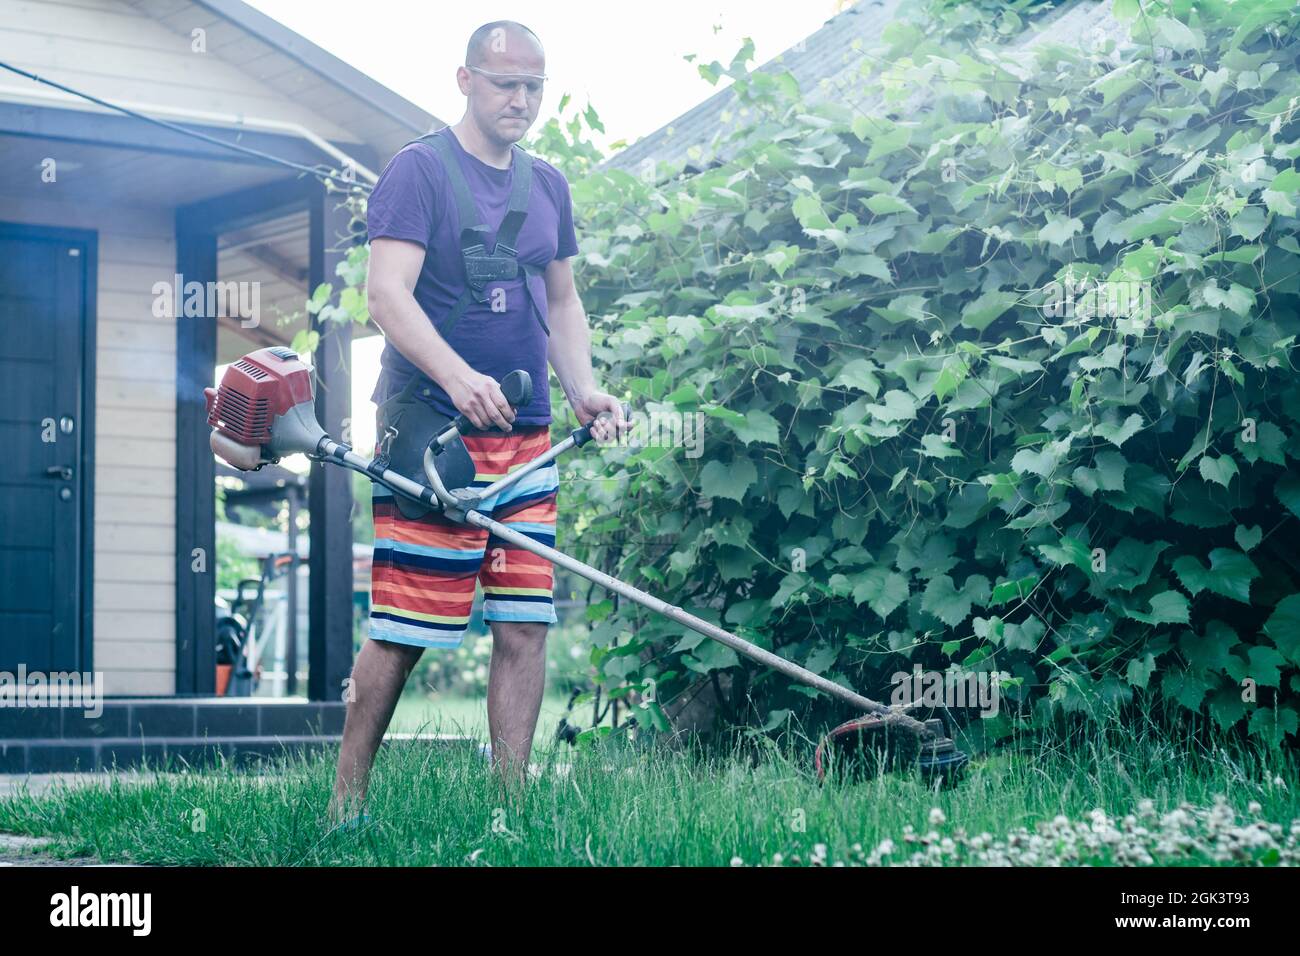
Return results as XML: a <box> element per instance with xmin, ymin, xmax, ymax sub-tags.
<box><xmin>815</xmin><ymin>716</ymin><xmax>970</xmax><ymax>786</ymax></box>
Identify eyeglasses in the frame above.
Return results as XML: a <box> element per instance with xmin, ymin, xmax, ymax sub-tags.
<box><xmin>465</xmin><ymin>65</ymin><xmax>546</xmax><ymax>97</ymax></box>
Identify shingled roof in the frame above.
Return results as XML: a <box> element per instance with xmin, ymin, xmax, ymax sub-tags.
<box><xmin>600</xmin><ymin>0</ymin><xmax>1126</xmax><ymax>178</ymax></box>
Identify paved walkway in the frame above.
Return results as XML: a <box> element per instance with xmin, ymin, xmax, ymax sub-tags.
<box><xmin>0</xmin><ymin>770</ymin><xmax>178</xmax><ymax>800</ymax></box>
<box><xmin>0</xmin><ymin>772</ymin><xmax>161</xmax><ymax>866</ymax></box>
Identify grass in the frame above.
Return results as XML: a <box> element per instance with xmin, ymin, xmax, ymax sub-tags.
<box><xmin>390</xmin><ymin>690</ymin><xmax>582</xmax><ymax>741</ymax></box>
<box><xmin>0</xmin><ymin>714</ymin><xmax>1295</xmax><ymax>866</ymax></box>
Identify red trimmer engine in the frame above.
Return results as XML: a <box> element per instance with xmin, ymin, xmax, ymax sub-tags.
<box><xmin>205</xmin><ymin>346</ymin><xmax>327</xmax><ymax>470</ymax></box>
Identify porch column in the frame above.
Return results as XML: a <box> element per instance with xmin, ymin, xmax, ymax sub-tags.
<box><xmin>174</xmin><ymin>216</ymin><xmax>218</xmax><ymax>695</ymax></box>
<box><xmin>307</xmin><ymin>184</ymin><xmax>357</xmax><ymax>702</ymax></box>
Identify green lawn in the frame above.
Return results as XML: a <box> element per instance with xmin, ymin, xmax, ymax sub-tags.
<box><xmin>0</xmin><ymin>719</ymin><xmax>1296</xmax><ymax>866</ymax></box>
<box><xmin>390</xmin><ymin>690</ymin><xmax>579</xmax><ymax>742</ymax></box>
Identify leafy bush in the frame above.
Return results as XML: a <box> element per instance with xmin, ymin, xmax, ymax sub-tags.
<box><xmin>557</xmin><ymin>0</ymin><xmax>1300</xmax><ymax>746</ymax></box>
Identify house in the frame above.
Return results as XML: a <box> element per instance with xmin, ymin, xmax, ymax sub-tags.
<box><xmin>0</xmin><ymin>0</ymin><xmax>441</xmax><ymax>769</ymax></box>
<box><xmin>601</xmin><ymin>0</ymin><xmax>1126</xmax><ymax>178</ymax></box>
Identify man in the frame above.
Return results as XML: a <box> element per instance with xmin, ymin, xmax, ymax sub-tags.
<box><xmin>330</xmin><ymin>20</ymin><xmax>626</xmax><ymax>820</ymax></box>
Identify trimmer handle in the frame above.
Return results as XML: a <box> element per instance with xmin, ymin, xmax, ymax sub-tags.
<box><xmin>451</xmin><ymin>369</ymin><xmax>532</xmax><ymax>433</ymax></box>
<box><xmin>574</xmin><ymin>403</ymin><xmax>633</xmax><ymax>447</ymax></box>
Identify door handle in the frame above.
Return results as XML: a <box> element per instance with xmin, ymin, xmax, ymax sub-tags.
<box><xmin>45</xmin><ymin>465</ymin><xmax>74</xmax><ymax>481</ymax></box>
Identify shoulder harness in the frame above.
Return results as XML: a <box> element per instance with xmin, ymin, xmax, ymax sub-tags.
<box><xmin>409</xmin><ymin>128</ymin><xmax>550</xmax><ymax>338</ymax></box>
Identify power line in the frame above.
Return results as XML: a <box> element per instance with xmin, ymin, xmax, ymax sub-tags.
<box><xmin>0</xmin><ymin>60</ymin><xmax>372</xmax><ymax>193</ymax></box>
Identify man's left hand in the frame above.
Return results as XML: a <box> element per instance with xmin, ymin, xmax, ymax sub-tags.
<box><xmin>572</xmin><ymin>391</ymin><xmax>629</xmax><ymax>445</ymax></box>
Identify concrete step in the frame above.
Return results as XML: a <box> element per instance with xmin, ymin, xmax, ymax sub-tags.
<box><xmin>0</xmin><ymin>698</ymin><xmax>346</xmax><ymax>741</ymax></box>
<box><xmin>0</xmin><ymin>732</ymin><xmax>473</xmax><ymax>774</ymax></box>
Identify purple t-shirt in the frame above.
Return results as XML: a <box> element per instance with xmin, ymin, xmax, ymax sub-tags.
<box><xmin>366</xmin><ymin>126</ymin><xmax>579</xmax><ymax>425</ymax></box>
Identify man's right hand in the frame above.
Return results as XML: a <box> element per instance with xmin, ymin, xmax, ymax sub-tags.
<box><xmin>444</xmin><ymin>366</ymin><xmax>516</xmax><ymax>431</ymax></box>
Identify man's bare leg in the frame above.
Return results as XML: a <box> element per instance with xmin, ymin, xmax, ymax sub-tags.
<box><xmin>329</xmin><ymin>638</ymin><xmax>424</xmax><ymax>822</ymax></box>
<box><xmin>486</xmin><ymin>620</ymin><xmax>549</xmax><ymax>789</ymax></box>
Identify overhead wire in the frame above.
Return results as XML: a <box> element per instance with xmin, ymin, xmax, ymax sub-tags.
<box><xmin>0</xmin><ymin>59</ymin><xmax>373</xmax><ymax>194</ymax></box>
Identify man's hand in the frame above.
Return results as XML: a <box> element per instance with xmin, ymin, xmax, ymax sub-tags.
<box><xmin>446</xmin><ymin>366</ymin><xmax>516</xmax><ymax>431</ymax></box>
<box><xmin>571</xmin><ymin>391</ymin><xmax>629</xmax><ymax>445</ymax></box>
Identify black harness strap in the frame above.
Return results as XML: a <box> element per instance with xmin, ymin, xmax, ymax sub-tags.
<box><xmin>410</xmin><ymin>128</ymin><xmax>548</xmax><ymax>338</ymax></box>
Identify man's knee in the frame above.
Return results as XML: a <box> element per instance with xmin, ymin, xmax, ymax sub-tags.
<box><xmin>353</xmin><ymin>639</ymin><xmax>424</xmax><ymax>694</ymax></box>
<box><xmin>489</xmin><ymin>621</ymin><xmax>548</xmax><ymax>660</ymax></box>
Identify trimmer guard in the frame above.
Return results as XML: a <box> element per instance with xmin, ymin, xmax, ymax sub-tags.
<box><xmin>815</xmin><ymin>715</ymin><xmax>969</xmax><ymax>785</ymax></box>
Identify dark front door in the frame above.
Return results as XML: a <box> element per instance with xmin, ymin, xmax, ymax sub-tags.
<box><xmin>0</xmin><ymin>225</ymin><xmax>93</xmax><ymax>674</ymax></box>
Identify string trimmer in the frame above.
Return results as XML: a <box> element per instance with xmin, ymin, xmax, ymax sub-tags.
<box><xmin>206</xmin><ymin>347</ymin><xmax>970</xmax><ymax>783</ymax></box>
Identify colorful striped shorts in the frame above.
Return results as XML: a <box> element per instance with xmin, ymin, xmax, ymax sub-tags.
<box><xmin>368</xmin><ymin>425</ymin><xmax>558</xmax><ymax>649</ymax></box>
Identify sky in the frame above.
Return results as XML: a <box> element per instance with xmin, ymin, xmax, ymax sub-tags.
<box><xmin>247</xmin><ymin>0</ymin><xmax>847</xmax><ymax>152</ymax></box>
<box><xmin>242</xmin><ymin>0</ymin><xmax>850</xmax><ymax>454</ymax></box>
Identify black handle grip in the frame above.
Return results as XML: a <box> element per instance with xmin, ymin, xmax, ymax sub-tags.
<box><xmin>573</xmin><ymin>403</ymin><xmax>632</xmax><ymax>447</ymax></box>
<box><xmin>452</xmin><ymin>369</ymin><xmax>534</xmax><ymax>433</ymax></box>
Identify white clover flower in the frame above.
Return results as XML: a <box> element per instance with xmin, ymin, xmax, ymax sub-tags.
<box><xmin>929</xmin><ymin>807</ymin><xmax>947</xmax><ymax>827</ymax></box>
<box><xmin>730</xmin><ymin>856</ymin><xmax>744</xmax><ymax>867</ymax></box>
<box><xmin>1248</xmin><ymin>801</ymin><xmax>1262</xmax><ymax>815</ymax></box>
<box><xmin>1162</xmin><ymin>808</ymin><xmax>1191</xmax><ymax>829</ymax></box>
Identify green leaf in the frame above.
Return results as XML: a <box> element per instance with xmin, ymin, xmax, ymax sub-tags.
<box><xmin>1198</xmin><ymin>454</ymin><xmax>1238</xmax><ymax>489</ymax></box>
<box><xmin>830</xmin><ymin>359</ymin><xmax>881</xmax><ymax>396</ymax></box>
<box><xmin>1038</xmin><ymin>214</ymin><xmax>1084</xmax><ymax>246</ymax></box>
<box><xmin>1237</xmin><ymin>421</ymin><xmax>1287</xmax><ymax>466</ymax></box>
<box><xmin>864</xmin><ymin>390</ymin><xmax>918</xmax><ymax>423</ymax></box>
<box><xmin>863</xmin><ymin>194</ymin><xmax>918</xmax><ymax>216</ymax></box>
<box><xmin>290</xmin><ymin>329</ymin><xmax>320</xmax><ymax>355</ymax></box>
<box><xmin>1202</xmin><ymin>281</ymin><xmax>1254</xmax><ymax>317</ymax></box>
<box><xmin>1037</xmin><ymin>535</ymin><xmax>1092</xmax><ymax>574</ymax></box>
<box><xmin>920</xmin><ymin>433</ymin><xmax>962</xmax><ymax>459</ymax></box>
<box><xmin>699</xmin><ymin>459</ymin><xmax>756</xmax><ymax>502</ymax></box>
<box><xmin>1231</xmin><ymin>205</ymin><xmax>1267</xmax><ymax>241</ymax></box>
<box><xmin>1072</xmin><ymin>451</ymin><xmax>1127</xmax><ymax>496</ymax></box>
<box><xmin>1172</xmin><ymin>549</ymin><xmax>1259</xmax><ymax>603</ymax></box>
<box><xmin>1208</xmin><ymin>685</ymin><xmax>1247</xmax><ymax>731</ymax></box>
<box><xmin>1264</xmin><ymin>594</ymin><xmax>1300</xmax><ymax>666</ymax></box>
<box><xmin>851</xmin><ymin>567</ymin><xmax>910</xmax><ymax>619</ymax></box>
<box><xmin>870</xmin><ymin>294</ymin><xmax>927</xmax><ymax>325</ymax></box>
<box><xmin>1125</xmin><ymin>591</ymin><xmax>1191</xmax><ymax>626</ymax></box>
<box><xmin>1127</xmin><ymin>653</ymin><xmax>1156</xmax><ymax>689</ymax></box>
<box><xmin>921</xmin><ymin>574</ymin><xmax>991</xmax><ymax>627</ymax></box>
<box><xmin>1248</xmin><ymin>706</ymin><xmax>1299</xmax><ymax>747</ymax></box>
<box><xmin>1180</xmin><ymin>621</ymin><xmax>1238</xmax><ymax>674</ymax></box>
<box><xmin>1276</xmin><ymin>476</ymin><xmax>1300</xmax><ymax>519</ymax></box>
<box><xmin>865</xmin><ymin>125</ymin><xmax>911</xmax><ymax>162</ymax></box>
<box><xmin>762</xmin><ymin>244</ymin><xmax>800</xmax><ymax>277</ymax></box>
<box><xmin>687</xmin><ymin>639</ymin><xmax>740</xmax><ymax>673</ymax></box>
<box><xmin>960</xmin><ymin>290</ymin><xmax>1018</xmax><ymax>332</ymax></box>
<box><xmin>1012</xmin><ymin>441</ymin><xmax>1067</xmax><ymax>478</ymax></box>
<box><xmin>1151</xmin><ymin>16</ymin><xmax>1201</xmax><ymax>53</ymax></box>
<box><xmin>991</xmin><ymin>575</ymin><xmax>1037</xmax><ymax>605</ymax></box>
<box><xmin>1003</xmin><ymin>615</ymin><xmax>1046</xmax><ymax>653</ymax></box>
<box><xmin>1096</xmin><ymin>414</ymin><xmax>1144</xmax><ymax>448</ymax></box>
<box><xmin>726</xmin><ymin>409</ymin><xmax>781</xmax><ymax>445</ymax></box>
<box><xmin>834</xmin><ymin>253</ymin><xmax>892</xmax><ymax>281</ymax></box>
<box><xmin>1234</xmin><ymin>525</ymin><xmax>1262</xmax><ymax>552</ymax></box>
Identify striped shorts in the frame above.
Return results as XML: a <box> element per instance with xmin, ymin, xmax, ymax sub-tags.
<box><xmin>368</xmin><ymin>425</ymin><xmax>559</xmax><ymax>649</ymax></box>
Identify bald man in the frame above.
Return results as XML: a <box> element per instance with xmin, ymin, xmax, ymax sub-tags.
<box><xmin>330</xmin><ymin>20</ymin><xmax>626</xmax><ymax>820</ymax></box>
